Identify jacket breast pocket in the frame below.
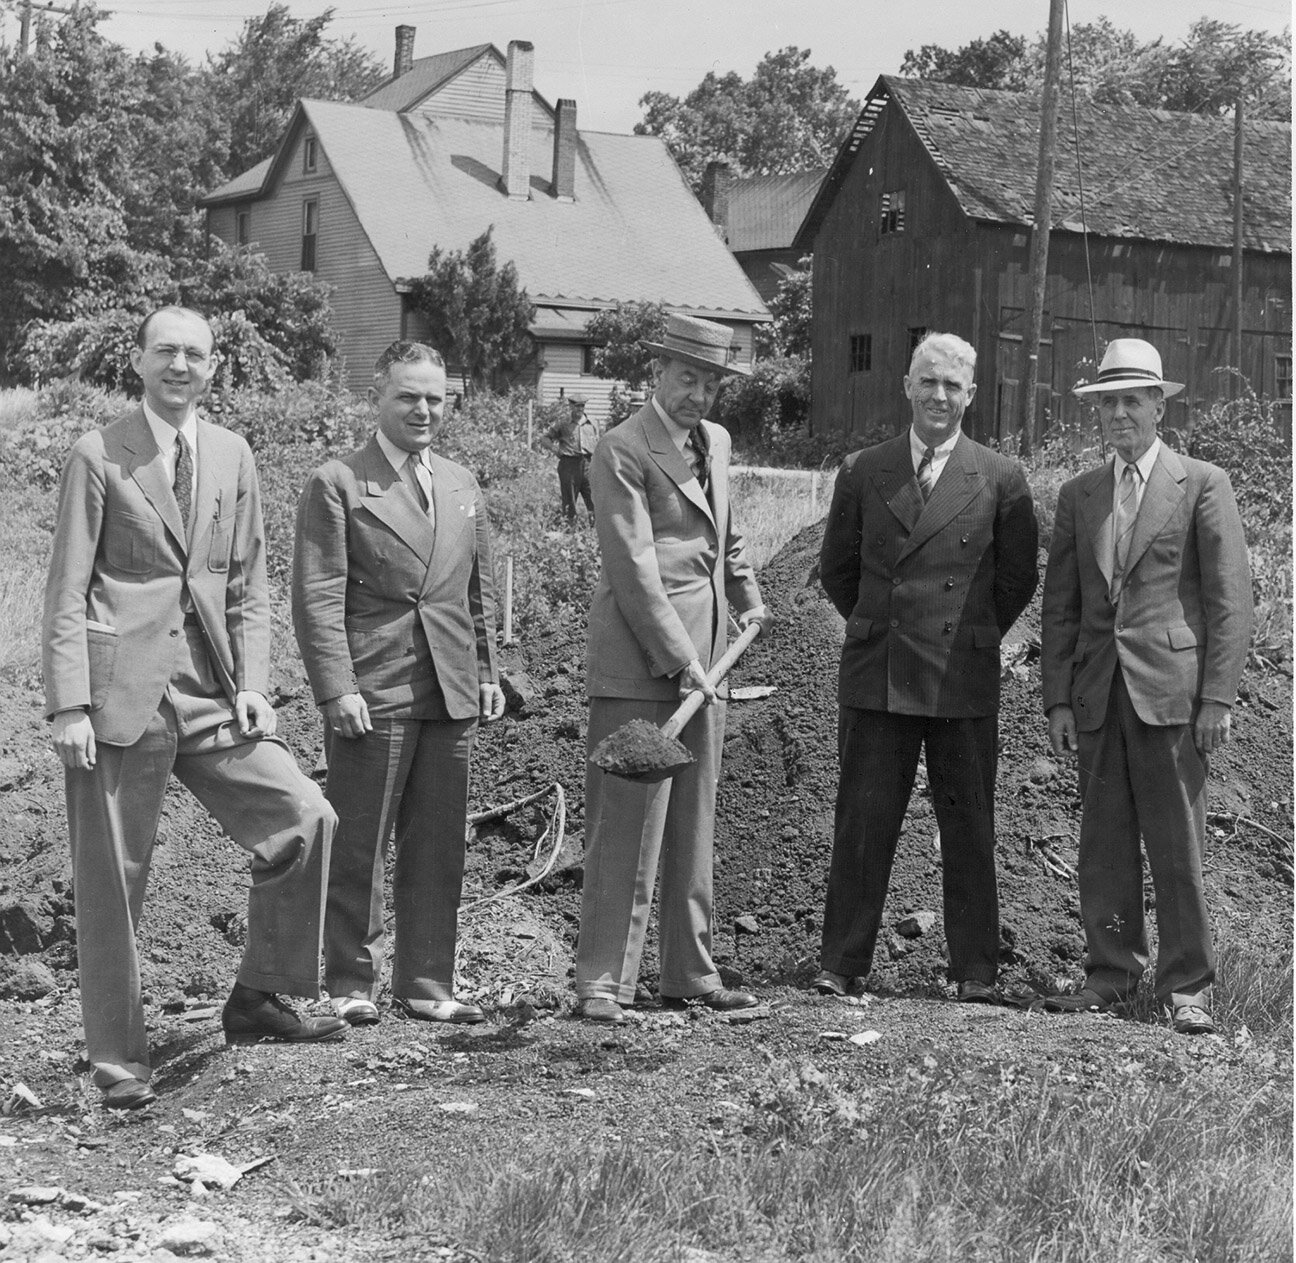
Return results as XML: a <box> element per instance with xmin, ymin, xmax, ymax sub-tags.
<box><xmin>102</xmin><ymin>513</ymin><xmax>157</xmax><ymax>575</ymax></box>
<box><xmin>207</xmin><ymin>512</ymin><xmax>234</xmax><ymax>572</ymax></box>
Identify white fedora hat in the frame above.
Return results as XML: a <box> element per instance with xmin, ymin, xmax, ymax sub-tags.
<box><xmin>1073</xmin><ymin>338</ymin><xmax>1184</xmax><ymax>398</ymax></box>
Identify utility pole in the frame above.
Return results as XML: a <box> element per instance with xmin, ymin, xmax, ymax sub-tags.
<box><xmin>1017</xmin><ymin>0</ymin><xmax>1065</xmax><ymax>456</ymax></box>
<box><xmin>18</xmin><ymin>0</ymin><xmax>78</xmax><ymax>55</ymax></box>
<box><xmin>1231</xmin><ymin>93</ymin><xmax>1245</xmax><ymax>395</ymax></box>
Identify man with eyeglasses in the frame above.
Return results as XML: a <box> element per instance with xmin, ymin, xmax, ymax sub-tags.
<box><xmin>43</xmin><ymin>305</ymin><xmax>345</xmax><ymax>1112</ymax></box>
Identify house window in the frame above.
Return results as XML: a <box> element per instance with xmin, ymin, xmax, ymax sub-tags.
<box><xmin>1277</xmin><ymin>355</ymin><xmax>1292</xmax><ymax>400</ymax></box>
<box><xmin>236</xmin><ymin>210</ymin><xmax>250</xmax><ymax>246</ymax></box>
<box><xmin>301</xmin><ymin>198</ymin><xmax>318</xmax><ymax>271</ymax></box>
<box><xmin>582</xmin><ymin>345</ymin><xmax>601</xmax><ymax>375</ymax></box>
<box><xmin>879</xmin><ymin>189</ymin><xmax>906</xmax><ymax>235</ymax></box>
<box><xmin>303</xmin><ymin>134</ymin><xmax>318</xmax><ymax>173</ymax></box>
<box><xmin>849</xmin><ymin>334</ymin><xmax>872</xmax><ymax>373</ymax></box>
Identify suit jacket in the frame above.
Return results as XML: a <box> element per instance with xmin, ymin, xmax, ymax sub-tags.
<box><xmin>820</xmin><ymin>430</ymin><xmax>1038</xmax><ymax>718</ymax></box>
<box><xmin>585</xmin><ymin>403</ymin><xmax>761</xmax><ymax>702</ymax></box>
<box><xmin>292</xmin><ymin>436</ymin><xmax>497</xmax><ymax>722</ymax></box>
<box><xmin>1041</xmin><ymin>444</ymin><xmax>1251</xmax><ymax>731</ymax></box>
<box><xmin>43</xmin><ymin>406</ymin><xmax>269</xmax><ymax>746</ymax></box>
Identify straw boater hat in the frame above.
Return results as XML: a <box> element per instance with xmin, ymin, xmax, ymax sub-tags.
<box><xmin>642</xmin><ymin>312</ymin><xmax>749</xmax><ymax>377</ymax></box>
<box><xmin>1073</xmin><ymin>338</ymin><xmax>1184</xmax><ymax>398</ymax></box>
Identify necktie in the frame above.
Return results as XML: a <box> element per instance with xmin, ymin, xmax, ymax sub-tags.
<box><xmin>173</xmin><ymin>433</ymin><xmax>193</xmax><ymax>531</ymax></box>
<box><xmin>916</xmin><ymin>446</ymin><xmax>936</xmax><ymax>502</ymax></box>
<box><xmin>406</xmin><ymin>452</ymin><xmax>434</xmax><ymax>522</ymax></box>
<box><xmin>687</xmin><ymin>428</ymin><xmax>709</xmax><ymax>491</ymax></box>
<box><xmin>1111</xmin><ymin>462</ymin><xmax>1140</xmax><ymax>600</ymax></box>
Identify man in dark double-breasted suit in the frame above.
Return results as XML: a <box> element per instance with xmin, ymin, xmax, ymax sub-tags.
<box><xmin>816</xmin><ymin>332</ymin><xmax>1038</xmax><ymax>1002</ymax></box>
<box><xmin>293</xmin><ymin>341</ymin><xmax>503</xmax><ymax>1028</ymax></box>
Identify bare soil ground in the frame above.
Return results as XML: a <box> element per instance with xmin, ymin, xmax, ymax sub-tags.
<box><xmin>0</xmin><ymin>521</ymin><xmax>1290</xmax><ymax>1260</ymax></box>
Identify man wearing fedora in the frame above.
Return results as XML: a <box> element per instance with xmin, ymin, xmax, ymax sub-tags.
<box><xmin>545</xmin><ymin>392</ymin><xmax>600</xmax><ymax>523</ymax></box>
<box><xmin>1041</xmin><ymin>338</ymin><xmax>1251</xmax><ymax>1034</ymax></box>
<box><xmin>574</xmin><ymin>313</ymin><xmax>771</xmax><ymax>1023</ymax></box>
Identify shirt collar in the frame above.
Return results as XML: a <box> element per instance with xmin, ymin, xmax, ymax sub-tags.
<box><xmin>375</xmin><ymin>429</ymin><xmax>428</xmax><ymax>473</ymax></box>
<box><xmin>908</xmin><ymin>426</ymin><xmax>959</xmax><ymax>463</ymax></box>
<box><xmin>142</xmin><ymin>399</ymin><xmax>198</xmax><ymax>456</ymax></box>
<box><xmin>651</xmin><ymin>394</ymin><xmax>693</xmax><ymax>451</ymax></box>
<box><xmin>1123</xmin><ymin>436</ymin><xmax>1161</xmax><ymax>482</ymax></box>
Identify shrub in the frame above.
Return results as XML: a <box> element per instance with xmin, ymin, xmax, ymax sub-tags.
<box><xmin>0</xmin><ymin>381</ymin><xmax>126</xmax><ymax>490</ymax></box>
<box><xmin>219</xmin><ymin>380</ymin><xmax>368</xmax><ymax>452</ymax></box>
<box><xmin>714</xmin><ymin>355</ymin><xmax>811</xmax><ymax>445</ymax></box>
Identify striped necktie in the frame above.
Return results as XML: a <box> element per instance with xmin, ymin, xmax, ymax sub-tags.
<box><xmin>687</xmin><ymin>427</ymin><xmax>709</xmax><ymax>491</ymax></box>
<box><xmin>1111</xmin><ymin>462</ymin><xmax>1140</xmax><ymax>600</ymax></box>
<box><xmin>916</xmin><ymin>446</ymin><xmax>936</xmax><ymax>502</ymax></box>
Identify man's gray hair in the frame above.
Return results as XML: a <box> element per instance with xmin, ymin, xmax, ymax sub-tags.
<box><xmin>373</xmin><ymin>340</ymin><xmax>445</xmax><ymax>387</ymax></box>
<box><xmin>910</xmin><ymin>332</ymin><xmax>976</xmax><ymax>375</ymax></box>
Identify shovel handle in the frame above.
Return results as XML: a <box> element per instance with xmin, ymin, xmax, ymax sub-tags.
<box><xmin>660</xmin><ymin>621</ymin><xmax>762</xmax><ymax>743</ymax></box>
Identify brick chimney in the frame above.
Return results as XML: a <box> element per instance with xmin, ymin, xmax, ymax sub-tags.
<box><xmin>701</xmin><ymin>161</ymin><xmax>733</xmax><ymax>241</ymax></box>
<box><xmin>393</xmin><ymin>25</ymin><xmax>415</xmax><ymax>79</ymax></box>
<box><xmin>552</xmin><ymin>99</ymin><xmax>577</xmax><ymax>200</ymax></box>
<box><xmin>501</xmin><ymin>40</ymin><xmax>535</xmax><ymax>200</ymax></box>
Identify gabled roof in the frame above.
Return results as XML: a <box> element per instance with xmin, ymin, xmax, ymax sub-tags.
<box><xmin>359</xmin><ymin>44</ymin><xmax>493</xmax><ymax>112</ymax></box>
<box><xmin>203</xmin><ymin>99</ymin><xmax>767</xmax><ymax>319</ymax></box>
<box><xmin>796</xmin><ymin>75</ymin><xmax>1292</xmax><ymax>254</ymax></box>
<box><xmin>727</xmin><ymin>169</ymin><xmax>826</xmax><ymax>253</ymax></box>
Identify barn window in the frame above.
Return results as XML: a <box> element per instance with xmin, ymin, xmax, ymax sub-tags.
<box><xmin>908</xmin><ymin>326</ymin><xmax>929</xmax><ymax>355</ymax></box>
<box><xmin>303</xmin><ymin>134</ymin><xmax>318</xmax><ymax>173</ymax></box>
<box><xmin>236</xmin><ymin>210</ymin><xmax>250</xmax><ymax>246</ymax></box>
<box><xmin>879</xmin><ymin>189</ymin><xmax>906</xmax><ymax>234</ymax></box>
<box><xmin>1277</xmin><ymin>355</ymin><xmax>1293</xmax><ymax>399</ymax></box>
<box><xmin>301</xmin><ymin>198</ymin><xmax>319</xmax><ymax>271</ymax></box>
<box><xmin>849</xmin><ymin>334</ymin><xmax>872</xmax><ymax>373</ymax></box>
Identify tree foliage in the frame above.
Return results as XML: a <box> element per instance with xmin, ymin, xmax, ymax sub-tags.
<box><xmin>204</xmin><ymin>3</ymin><xmax>386</xmax><ymax>173</ymax></box>
<box><xmin>585</xmin><ymin>301</ymin><xmax>667</xmax><ymax>389</ymax></box>
<box><xmin>755</xmin><ymin>261</ymin><xmax>812</xmax><ymax>360</ymax></box>
<box><xmin>408</xmin><ymin>227</ymin><xmax>537</xmax><ymax>395</ymax></box>
<box><xmin>636</xmin><ymin>47</ymin><xmax>859</xmax><ymax>191</ymax></box>
<box><xmin>901</xmin><ymin>18</ymin><xmax>1291</xmax><ymax>120</ymax></box>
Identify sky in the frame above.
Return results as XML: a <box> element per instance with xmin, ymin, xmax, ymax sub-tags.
<box><xmin>4</xmin><ymin>0</ymin><xmax>1290</xmax><ymax>133</ymax></box>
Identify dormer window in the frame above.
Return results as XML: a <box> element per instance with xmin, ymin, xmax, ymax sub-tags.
<box><xmin>880</xmin><ymin>189</ymin><xmax>906</xmax><ymax>235</ymax></box>
<box><xmin>303</xmin><ymin>134</ymin><xmax>318</xmax><ymax>173</ymax></box>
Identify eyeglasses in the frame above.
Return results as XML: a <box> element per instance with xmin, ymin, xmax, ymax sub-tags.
<box><xmin>147</xmin><ymin>344</ymin><xmax>212</xmax><ymax>366</ymax></box>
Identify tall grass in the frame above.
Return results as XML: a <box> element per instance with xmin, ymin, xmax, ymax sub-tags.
<box><xmin>731</xmin><ymin>467</ymin><xmax>832</xmax><ymax>571</ymax></box>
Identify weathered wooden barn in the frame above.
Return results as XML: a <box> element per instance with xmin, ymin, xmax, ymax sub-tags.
<box><xmin>795</xmin><ymin>76</ymin><xmax>1292</xmax><ymax>442</ymax></box>
<box><xmin>200</xmin><ymin>31</ymin><xmax>767</xmax><ymax>410</ymax></box>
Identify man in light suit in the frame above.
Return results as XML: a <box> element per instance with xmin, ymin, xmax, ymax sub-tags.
<box><xmin>816</xmin><ymin>332</ymin><xmax>1038</xmax><ymax>1003</ymax></box>
<box><xmin>1041</xmin><ymin>339</ymin><xmax>1251</xmax><ymax>1034</ymax></box>
<box><xmin>293</xmin><ymin>341</ymin><xmax>503</xmax><ymax>1027</ymax></box>
<box><xmin>43</xmin><ymin>306</ymin><xmax>345</xmax><ymax>1111</ymax></box>
<box><xmin>575</xmin><ymin>313</ymin><xmax>770</xmax><ymax>1024</ymax></box>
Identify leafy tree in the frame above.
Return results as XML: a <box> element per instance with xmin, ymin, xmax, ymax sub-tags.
<box><xmin>408</xmin><ymin>227</ymin><xmax>537</xmax><ymax>395</ymax></box>
<box><xmin>205</xmin><ymin>3</ymin><xmax>386</xmax><ymax>174</ymax></box>
<box><xmin>755</xmin><ymin>261</ymin><xmax>812</xmax><ymax>360</ymax></box>
<box><xmin>585</xmin><ymin>301</ymin><xmax>667</xmax><ymax>389</ymax></box>
<box><xmin>901</xmin><ymin>30</ymin><xmax>1029</xmax><ymax>91</ymax></box>
<box><xmin>636</xmin><ymin>47</ymin><xmax>858</xmax><ymax>192</ymax></box>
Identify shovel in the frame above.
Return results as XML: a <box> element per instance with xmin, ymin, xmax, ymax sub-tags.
<box><xmin>589</xmin><ymin>622</ymin><xmax>762</xmax><ymax>783</ymax></box>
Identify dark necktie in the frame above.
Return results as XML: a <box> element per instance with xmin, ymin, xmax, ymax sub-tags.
<box><xmin>687</xmin><ymin>427</ymin><xmax>709</xmax><ymax>491</ymax></box>
<box><xmin>173</xmin><ymin>433</ymin><xmax>193</xmax><ymax>531</ymax></box>
<box><xmin>1111</xmin><ymin>462</ymin><xmax>1140</xmax><ymax>600</ymax></box>
<box><xmin>916</xmin><ymin>446</ymin><xmax>936</xmax><ymax>502</ymax></box>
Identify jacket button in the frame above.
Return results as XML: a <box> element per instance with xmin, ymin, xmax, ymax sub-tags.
<box><xmin>889</xmin><ymin>618</ymin><xmax>899</xmax><ymax>629</ymax></box>
<box><xmin>875</xmin><ymin>536</ymin><xmax>885</xmax><ymax>547</ymax></box>
<box><xmin>961</xmin><ymin>534</ymin><xmax>969</xmax><ymax>545</ymax></box>
<box><xmin>892</xmin><ymin>576</ymin><xmax>901</xmax><ymax>586</ymax></box>
<box><xmin>943</xmin><ymin>621</ymin><xmax>952</xmax><ymax>633</ymax></box>
<box><xmin>170</xmin><ymin>629</ymin><xmax>179</xmax><ymax>637</ymax></box>
<box><xmin>944</xmin><ymin>579</ymin><xmax>954</xmax><ymax>589</ymax></box>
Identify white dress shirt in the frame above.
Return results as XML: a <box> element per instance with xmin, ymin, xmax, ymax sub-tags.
<box><xmin>908</xmin><ymin>426</ymin><xmax>959</xmax><ymax>489</ymax></box>
<box><xmin>376</xmin><ymin>430</ymin><xmax>435</xmax><ymax>527</ymax></box>
<box><xmin>142</xmin><ymin>401</ymin><xmax>198</xmax><ymax>503</ymax></box>
<box><xmin>1112</xmin><ymin>436</ymin><xmax>1160</xmax><ymax>519</ymax></box>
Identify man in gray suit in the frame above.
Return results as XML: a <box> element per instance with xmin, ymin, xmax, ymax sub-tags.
<box><xmin>1041</xmin><ymin>339</ymin><xmax>1252</xmax><ymax>1034</ymax></box>
<box><xmin>293</xmin><ymin>341</ymin><xmax>503</xmax><ymax>1028</ymax></box>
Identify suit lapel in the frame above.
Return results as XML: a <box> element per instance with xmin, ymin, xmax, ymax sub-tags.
<box><xmin>421</xmin><ymin>456</ymin><xmax>473</xmax><ymax>596</ymax></box>
<box><xmin>1078</xmin><ymin>460</ymin><xmax>1115</xmax><ymax>588</ymax></box>
<box><xmin>895</xmin><ymin>434</ymin><xmax>985</xmax><ymax>563</ymax></box>
<box><xmin>122</xmin><ymin>408</ymin><xmax>187</xmax><ymax>553</ymax></box>
<box><xmin>872</xmin><ymin>434</ymin><xmax>922</xmax><ymax>537</ymax></box>
<box><xmin>358</xmin><ymin>437</ymin><xmax>437</xmax><ymax>563</ymax></box>
<box><xmin>1124</xmin><ymin>444</ymin><xmax>1186</xmax><ymax>578</ymax></box>
<box><xmin>641</xmin><ymin>404</ymin><xmax>716</xmax><ymax>529</ymax></box>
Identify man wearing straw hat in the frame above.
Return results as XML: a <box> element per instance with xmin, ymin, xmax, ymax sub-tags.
<box><xmin>1040</xmin><ymin>338</ymin><xmax>1251</xmax><ymax>1035</ymax></box>
<box><xmin>575</xmin><ymin>313</ymin><xmax>771</xmax><ymax>1024</ymax></box>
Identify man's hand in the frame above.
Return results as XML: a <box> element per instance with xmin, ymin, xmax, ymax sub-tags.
<box><xmin>236</xmin><ymin>691</ymin><xmax>277</xmax><ymax>739</ymax></box>
<box><xmin>1047</xmin><ymin>704</ymin><xmax>1078</xmax><ymax>759</ymax></box>
<box><xmin>479</xmin><ymin>683</ymin><xmax>506</xmax><ymax>722</ymax></box>
<box><xmin>737</xmin><ymin>604</ymin><xmax>774</xmax><ymax>638</ymax></box>
<box><xmin>52</xmin><ymin>709</ymin><xmax>96</xmax><ymax>771</ymax></box>
<box><xmin>1194</xmin><ymin>700</ymin><xmax>1232</xmax><ymax>755</ymax></box>
<box><xmin>323</xmin><ymin>693</ymin><xmax>372</xmax><ymax>740</ymax></box>
<box><xmin>678</xmin><ymin>658</ymin><xmax>717</xmax><ymax>705</ymax></box>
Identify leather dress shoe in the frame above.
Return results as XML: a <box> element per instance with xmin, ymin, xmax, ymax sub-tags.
<box><xmin>957</xmin><ymin>979</ymin><xmax>1000</xmax><ymax>1005</ymax></box>
<box><xmin>660</xmin><ymin>987</ymin><xmax>759</xmax><ymax>1011</ymax></box>
<box><xmin>222</xmin><ymin>990</ymin><xmax>348</xmax><ymax>1044</ymax></box>
<box><xmin>101</xmin><ymin>1076</ymin><xmax>156</xmax><ymax>1110</ymax></box>
<box><xmin>1042</xmin><ymin>987</ymin><xmax>1116</xmax><ymax>1014</ymax></box>
<box><xmin>333</xmin><ymin>996</ymin><xmax>380</xmax><ymax>1026</ymax></box>
<box><xmin>1171</xmin><ymin>1003</ymin><xmax>1215</xmax><ymax>1035</ymax></box>
<box><xmin>394</xmin><ymin>997</ymin><xmax>485</xmax><ymax>1024</ymax></box>
<box><xmin>812</xmin><ymin>969</ymin><xmax>853</xmax><ymax>997</ymax></box>
<box><xmin>575</xmin><ymin>996</ymin><xmax>626</xmax><ymax>1024</ymax></box>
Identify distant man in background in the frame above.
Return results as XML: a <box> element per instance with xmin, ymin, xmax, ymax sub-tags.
<box><xmin>545</xmin><ymin>392</ymin><xmax>600</xmax><ymax>523</ymax></box>
<box><xmin>43</xmin><ymin>305</ymin><xmax>344</xmax><ymax>1111</ymax></box>
<box><xmin>1041</xmin><ymin>338</ymin><xmax>1251</xmax><ymax>1034</ymax></box>
<box><xmin>816</xmin><ymin>332</ymin><xmax>1038</xmax><ymax>1004</ymax></box>
<box><xmin>576</xmin><ymin>313</ymin><xmax>771</xmax><ymax>1024</ymax></box>
<box><xmin>293</xmin><ymin>340</ymin><xmax>504</xmax><ymax>1028</ymax></box>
